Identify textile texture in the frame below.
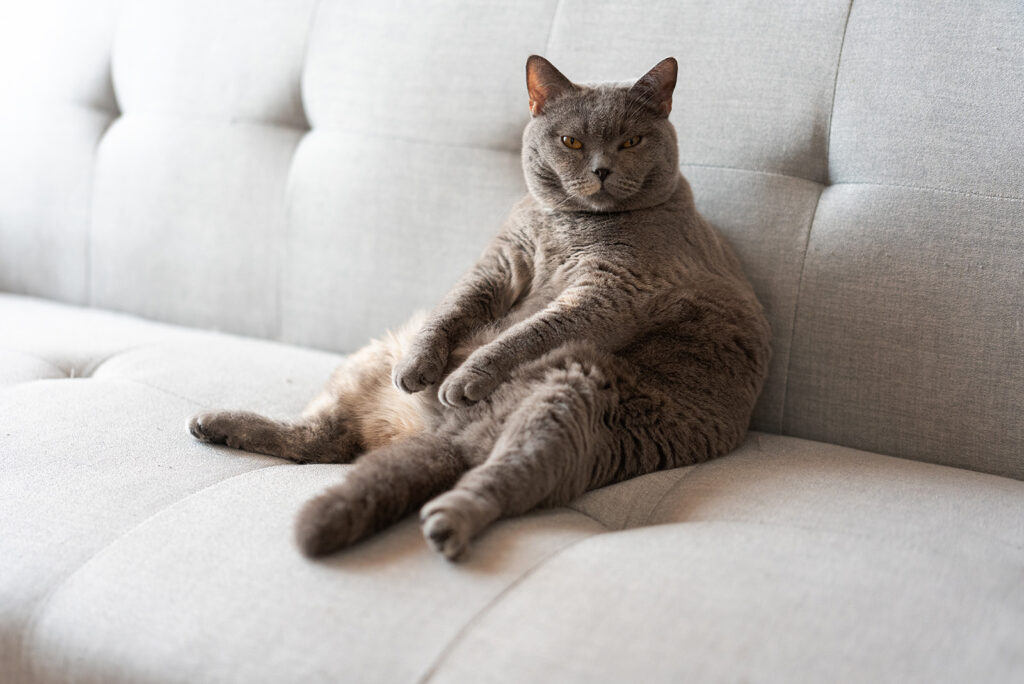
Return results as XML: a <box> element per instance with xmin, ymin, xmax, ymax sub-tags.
<box><xmin>1</xmin><ymin>0</ymin><xmax>1023</xmax><ymax>681</ymax></box>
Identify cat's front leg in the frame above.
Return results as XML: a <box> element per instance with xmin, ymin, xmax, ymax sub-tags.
<box><xmin>393</xmin><ymin>235</ymin><xmax>535</xmax><ymax>395</ymax></box>
<box><xmin>440</xmin><ymin>284</ymin><xmax>645</xmax><ymax>406</ymax></box>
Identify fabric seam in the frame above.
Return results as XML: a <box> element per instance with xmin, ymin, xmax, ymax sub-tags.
<box><xmin>0</xmin><ymin>350</ymin><xmax>69</xmax><ymax>377</ymax></box>
<box><xmin>642</xmin><ymin>464</ymin><xmax>705</xmax><ymax>526</ymax></box>
<box><xmin>85</xmin><ymin>1</ymin><xmax>129</xmax><ymax>309</ymax></box>
<box><xmin>823</xmin><ymin>0</ymin><xmax>855</xmax><ymax>180</ymax></box>
<box><xmin>276</xmin><ymin>0</ymin><xmax>324</xmax><ymax>343</ymax></box>
<box><xmin>777</xmin><ymin>0</ymin><xmax>853</xmax><ymax>432</ymax></box>
<box><xmin>831</xmin><ymin>179</ymin><xmax>1024</xmax><ymax>203</ymax></box>
<box><xmin>681</xmin><ymin>162</ymin><xmax>1024</xmax><ymax>203</ymax></box>
<box><xmin>541</xmin><ymin>0</ymin><xmax>564</xmax><ymax>58</ymax></box>
<box><xmin>680</xmin><ymin>161</ymin><xmax>824</xmax><ymax>187</ymax></box>
<box><xmin>21</xmin><ymin>463</ymin><xmax>291</xmax><ymax>680</ymax></box>
<box><xmin>418</xmin><ymin>514</ymin><xmax>1024</xmax><ymax>682</ymax></box>
<box><xmin>417</xmin><ymin>530</ymin><xmax>597</xmax><ymax>684</ymax></box>
<box><xmin>777</xmin><ymin>186</ymin><xmax>824</xmax><ymax>433</ymax></box>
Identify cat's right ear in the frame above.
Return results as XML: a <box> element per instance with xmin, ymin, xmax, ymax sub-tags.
<box><xmin>526</xmin><ymin>55</ymin><xmax>574</xmax><ymax>116</ymax></box>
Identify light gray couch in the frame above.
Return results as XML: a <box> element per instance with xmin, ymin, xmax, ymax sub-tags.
<box><xmin>2</xmin><ymin>1</ymin><xmax>1022</xmax><ymax>682</ymax></box>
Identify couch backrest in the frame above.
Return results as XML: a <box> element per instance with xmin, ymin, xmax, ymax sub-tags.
<box><xmin>1</xmin><ymin>0</ymin><xmax>1021</xmax><ymax>479</ymax></box>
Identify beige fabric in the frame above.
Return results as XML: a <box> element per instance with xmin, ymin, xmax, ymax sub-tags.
<box><xmin>282</xmin><ymin>133</ymin><xmax>526</xmax><ymax>352</ymax></box>
<box><xmin>3</xmin><ymin>0</ymin><xmax>1024</xmax><ymax>680</ymax></box>
<box><xmin>0</xmin><ymin>0</ymin><xmax>121</xmax><ymax>302</ymax></box>
<box><xmin>786</xmin><ymin>185</ymin><xmax>1024</xmax><ymax>479</ymax></box>
<box><xmin>443</xmin><ymin>434</ymin><xmax>1024</xmax><ymax>682</ymax></box>
<box><xmin>2</xmin><ymin>297</ymin><xmax>1023</xmax><ymax>683</ymax></box>
<box><xmin>2</xmin><ymin>0</ymin><xmax>1022</xmax><ymax>475</ymax></box>
<box><xmin>428</xmin><ymin>522</ymin><xmax>1024</xmax><ymax>683</ymax></box>
<box><xmin>27</xmin><ymin>467</ymin><xmax>603</xmax><ymax>684</ymax></box>
<box><xmin>829</xmin><ymin>0</ymin><xmax>1024</xmax><ymax>196</ymax></box>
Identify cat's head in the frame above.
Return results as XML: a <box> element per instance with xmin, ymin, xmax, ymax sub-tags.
<box><xmin>522</xmin><ymin>56</ymin><xmax>680</xmax><ymax>213</ymax></box>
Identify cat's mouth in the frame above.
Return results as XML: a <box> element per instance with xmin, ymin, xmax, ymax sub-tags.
<box><xmin>563</xmin><ymin>176</ymin><xmax>604</xmax><ymax>198</ymax></box>
<box><xmin>563</xmin><ymin>175</ymin><xmax>642</xmax><ymax>210</ymax></box>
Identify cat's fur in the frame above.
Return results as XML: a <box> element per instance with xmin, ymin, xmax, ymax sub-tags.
<box><xmin>189</xmin><ymin>56</ymin><xmax>771</xmax><ymax>561</ymax></box>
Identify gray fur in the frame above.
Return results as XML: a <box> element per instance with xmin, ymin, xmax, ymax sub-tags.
<box><xmin>189</xmin><ymin>56</ymin><xmax>771</xmax><ymax>561</ymax></box>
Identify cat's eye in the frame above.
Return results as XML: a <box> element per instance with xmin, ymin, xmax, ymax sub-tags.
<box><xmin>621</xmin><ymin>136</ymin><xmax>643</xmax><ymax>149</ymax></box>
<box><xmin>561</xmin><ymin>136</ymin><xmax>583</xmax><ymax>150</ymax></box>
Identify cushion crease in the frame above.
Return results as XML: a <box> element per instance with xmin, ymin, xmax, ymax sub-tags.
<box><xmin>417</xmin><ymin>531</ymin><xmax>598</xmax><ymax>684</ymax></box>
<box><xmin>21</xmin><ymin>462</ymin><xmax>296</xmax><ymax>678</ymax></box>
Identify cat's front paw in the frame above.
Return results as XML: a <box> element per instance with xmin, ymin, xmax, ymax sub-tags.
<box><xmin>189</xmin><ymin>412</ymin><xmax>230</xmax><ymax>444</ymax></box>
<box><xmin>438</xmin><ymin>362</ymin><xmax>499</xmax><ymax>407</ymax></box>
<box><xmin>392</xmin><ymin>347</ymin><xmax>446</xmax><ymax>394</ymax></box>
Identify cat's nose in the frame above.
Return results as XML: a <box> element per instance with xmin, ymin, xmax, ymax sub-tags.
<box><xmin>593</xmin><ymin>168</ymin><xmax>611</xmax><ymax>182</ymax></box>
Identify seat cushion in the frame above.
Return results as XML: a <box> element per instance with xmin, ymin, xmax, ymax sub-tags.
<box><xmin>2</xmin><ymin>294</ymin><xmax>1022</xmax><ymax>683</ymax></box>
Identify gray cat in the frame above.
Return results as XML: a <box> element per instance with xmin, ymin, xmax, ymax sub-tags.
<box><xmin>189</xmin><ymin>56</ymin><xmax>771</xmax><ymax>561</ymax></box>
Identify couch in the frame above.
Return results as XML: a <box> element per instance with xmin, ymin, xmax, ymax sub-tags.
<box><xmin>1</xmin><ymin>1</ymin><xmax>1022</xmax><ymax>682</ymax></box>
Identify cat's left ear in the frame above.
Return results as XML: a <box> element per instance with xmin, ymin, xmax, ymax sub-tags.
<box><xmin>629</xmin><ymin>57</ymin><xmax>678</xmax><ymax>118</ymax></box>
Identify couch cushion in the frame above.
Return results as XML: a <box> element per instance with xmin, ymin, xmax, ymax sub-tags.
<box><xmin>3</xmin><ymin>296</ymin><xmax>1022</xmax><ymax>682</ymax></box>
<box><xmin>428</xmin><ymin>521</ymin><xmax>1024</xmax><ymax>683</ymax></box>
<box><xmin>0</xmin><ymin>0</ymin><xmax>122</xmax><ymax>303</ymax></box>
<box><xmin>0</xmin><ymin>295</ymin><xmax>605</xmax><ymax>683</ymax></box>
<box><xmin>781</xmin><ymin>0</ymin><xmax>1024</xmax><ymax>478</ymax></box>
<box><xmin>438</xmin><ymin>433</ymin><xmax>1024</xmax><ymax>681</ymax></box>
<box><xmin>5</xmin><ymin>0</ymin><xmax>1022</xmax><ymax>478</ymax></box>
<box><xmin>785</xmin><ymin>186</ymin><xmax>1024</xmax><ymax>478</ymax></box>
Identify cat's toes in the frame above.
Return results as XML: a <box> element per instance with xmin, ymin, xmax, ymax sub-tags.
<box><xmin>189</xmin><ymin>413</ymin><xmax>225</xmax><ymax>444</ymax></box>
<box><xmin>438</xmin><ymin>367</ymin><xmax>496</xmax><ymax>408</ymax></box>
<box><xmin>438</xmin><ymin>376</ymin><xmax>471</xmax><ymax>408</ymax></box>
<box><xmin>392</xmin><ymin>351</ymin><xmax>444</xmax><ymax>394</ymax></box>
<box><xmin>421</xmin><ymin>508</ymin><xmax>471</xmax><ymax>560</ymax></box>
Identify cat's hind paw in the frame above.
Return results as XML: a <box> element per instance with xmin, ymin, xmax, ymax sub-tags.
<box><xmin>420</xmin><ymin>507</ymin><xmax>472</xmax><ymax>561</ymax></box>
<box><xmin>294</xmin><ymin>491</ymin><xmax>363</xmax><ymax>558</ymax></box>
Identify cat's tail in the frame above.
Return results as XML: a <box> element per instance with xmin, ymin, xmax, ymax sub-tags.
<box><xmin>294</xmin><ymin>433</ymin><xmax>466</xmax><ymax>557</ymax></box>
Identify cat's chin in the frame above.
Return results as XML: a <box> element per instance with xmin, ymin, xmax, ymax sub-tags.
<box><xmin>577</xmin><ymin>190</ymin><xmax>626</xmax><ymax>212</ymax></box>
<box><xmin>532</xmin><ymin>187</ymin><xmax>629</xmax><ymax>213</ymax></box>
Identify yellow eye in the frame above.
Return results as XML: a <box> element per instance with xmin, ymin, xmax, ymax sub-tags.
<box><xmin>561</xmin><ymin>136</ymin><xmax>583</xmax><ymax>149</ymax></box>
<box><xmin>621</xmin><ymin>136</ymin><xmax>642</xmax><ymax>149</ymax></box>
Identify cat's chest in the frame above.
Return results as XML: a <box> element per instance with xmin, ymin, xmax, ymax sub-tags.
<box><xmin>491</xmin><ymin>254</ymin><xmax>593</xmax><ymax>339</ymax></box>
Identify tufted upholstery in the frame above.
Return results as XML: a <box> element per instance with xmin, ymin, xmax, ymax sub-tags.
<box><xmin>1</xmin><ymin>1</ymin><xmax>1023</xmax><ymax>682</ymax></box>
<box><xmin>2</xmin><ymin>293</ymin><xmax>1022</xmax><ymax>683</ymax></box>
<box><xmin>3</xmin><ymin>0</ymin><xmax>1022</xmax><ymax>477</ymax></box>
<box><xmin>2</xmin><ymin>0</ymin><xmax>1022</xmax><ymax>475</ymax></box>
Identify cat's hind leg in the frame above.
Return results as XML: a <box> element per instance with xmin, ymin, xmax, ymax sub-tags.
<box><xmin>421</xmin><ymin>344</ymin><xmax>742</xmax><ymax>560</ymax></box>
<box><xmin>420</xmin><ymin>353</ymin><xmax>620</xmax><ymax>560</ymax></box>
<box><xmin>189</xmin><ymin>410</ymin><xmax>359</xmax><ymax>464</ymax></box>
<box><xmin>294</xmin><ymin>433</ymin><xmax>468</xmax><ymax>557</ymax></box>
<box><xmin>188</xmin><ymin>312</ymin><xmax>430</xmax><ymax>464</ymax></box>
